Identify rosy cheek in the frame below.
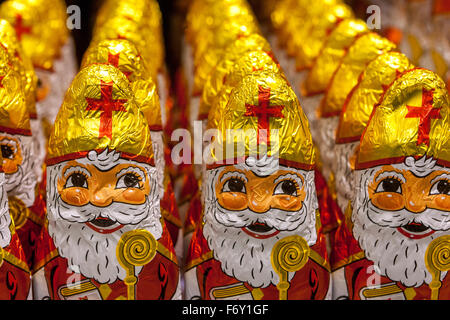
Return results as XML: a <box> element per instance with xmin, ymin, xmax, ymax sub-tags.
<box><xmin>3</xmin><ymin>159</ymin><xmax>19</xmax><ymax>174</ymax></box>
<box><xmin>433</xmin><ymin>195</ymin><xmax>450</xmax><ymax>212</ymax></box>
<box><xmin>217</xmin><ymin>192</ymin><xmax>247</xmax><ymax>211</ymax></box>
<box><xmin>120</xmin><ymin>189</ymin><xmax>147</xmax><ymax>204</ymax></box>
<box><xmin>275</xmin><ymin>196</ymin><xmax>303</xmax><ymax>211</ymax></box>
<box><xmin>371</xmin><ymin>193</ymin><xmax>404</xmax><ymax>211</ymax></box>
<box><xmin>60</xmin><ymin>188</ymin><xmax>90</xmax><ymax>206</ymax></box>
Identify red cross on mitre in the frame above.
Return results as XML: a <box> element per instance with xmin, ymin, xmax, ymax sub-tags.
<box><xmin>405</xmin><ymin>88</ymin><xmax>441</xmax><ymax>146</ymax></box>
<box><xmin>0</xmin><ymin>75</ymin><xmax>4</xmax><ymax>88</ymax></box>
<box><xmin>85</xmin><ymin>80</ymin><xmax>128</xmax><ymax>139</ymax></box>
<box><xmin>107</xmin><ymin>52</ymin><xmax>132</xmax><ymax>79</ymax></box>
<box><xmin>13</xmin><ymin>14</ymin><xmax>31</xmax><ymax>41</ymax></box>
<box><xmin>244</xmin><ymin>85</ymin><xmax>285</xmax><ymax>145</ymax></box>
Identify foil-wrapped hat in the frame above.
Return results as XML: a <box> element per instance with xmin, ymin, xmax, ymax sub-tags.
<box><xmin>0</xmin><ymin>0</ymin><xmax>69</xmax><ymax>70</ymax></box>
<box><xmin>81</xmin><ymin>39</ymin><xmax>162</xmax><ymax>131</ymax></box>
<box><xmin>207</xmin><ymin>50</ymin><xmax>283</xmax><ymax>128</ymax></box>
<box><xmin>192</xmin><ymin>17</ymin><xmax>260</xmax><ymax>96</ymax></box>
<box><xmin>47</xmin><ymin>64</ymin><xmax>154</xmax><ymax>166</ymax></box>
<box><xmin>207</xmin><ymin>70</ymin><xmax>314</xmax><ymax>170</ymax></box>
<box><xmin>199</xmin><ymin>34</ymin><xmax>273</xmax><ymax>120</ymax></box>
<box><xmin>292</xmin><ymin>2</ymin><xmax>354</xmax><ymax>71</ymax></box>
<box><xmin>319</xmin><ymin>32</ymin><xmax>397</xmax><ymax>118</ymax></box>
<box><xmin>0</xmin><ymin>19</ymin><xmax>37</xmax><ymax>119</ymax></box>
<box><xmin>0</xmin><ymin>45</ymin><xmax>30</xmax><ymax>136</ymax></box>
<box><xmin>356</xmin><ymin>68</ymin><xmax>450</xmax><ymax>169</ymax></box>
<box><xmin>336</xmin><ymin>52</ymin><xmax>414</xmax><ymax>144</ymax></box>
<box><xmin>303</xmin><ymin>18</ymin><xmax>368</xmax><ymax>96</ymax></box>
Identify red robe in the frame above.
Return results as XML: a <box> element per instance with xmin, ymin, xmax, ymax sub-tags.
<box><xmin>32</xmin><ymin>222</ymin><xmax>180</xmax><ymax>300</ymax></box>
<box><xmin>331</xmin><ymin>220</ymin><xmax>450</xmax><ymax>300</ymax></box>
<box><xmin>186</xmin><ymin>225</ymin><xmax>331</xmax><ymax>300</ymax></box>
<box><xmin>0</xmin><ymin>231</ymin><xmax>31</xmax><ymax>300</ymax></box>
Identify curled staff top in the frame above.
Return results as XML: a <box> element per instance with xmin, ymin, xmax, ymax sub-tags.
<box><xmin>0</xmin><ymin>0</ymin><xmax>69</xmax><ymax>70</ymax></box>
<box><xmin>356</xmin><ymin>68</ymin><xmax>450</xmax><ymax>169</ymax></box>
<box><xmin>47</xmin><ymin>64</ymin><xmax>154</xmax><ymax>166</ymax></box>
<box><xmin>207</xmin><ymin>70</ymin><xmax>314</xmax><ymax>170</ymax></box>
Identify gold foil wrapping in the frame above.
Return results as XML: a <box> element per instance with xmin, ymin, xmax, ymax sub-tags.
<box><xmin>0</xmin><ymin>0</ymin><xmax>69</xmax><ymax>70</ymax></box>
<box><xmin>0</xmin><ymin>19</ymin><xmax>37</xmax><ymax>118</ymax></box>
<box><xmin>0</xmin><ymin>44</ymin><xmax>30</xmax><ymax>133</ymax></box>
<box><xmin>207</xmin><ymin>70</ymin><xmax>314</xmax><ymax>169</ymax></box>
<box><xmin>192</xmin><ymin>18</ymin><xmax>261</xmax><ymax>96</ymax></box>
<box><xmin>319</xmin><ymin>32</ymin><xmax>397</xmax><ymax>117</ymax></box>
<box><xmin>93</xmin><ymin>0</ymin><xmax>165</xmax><ymax>80</ymax></box>
<box><xmin>81</xmin><ymin>39</ymin><xmax>162</xmax><ymax>130</ymax></box>
<box><xmin>336</xmin><ymin>52</ymin><xmax>414</xmax><ymax>144</ymax></box>
<box><xmin>356</xmin><ymin>68</ymin><xmax>450</xmax><ymax>169</ymax></box>
<box><xmin>207</xmin><ymin>50</ymin><xmax>283</xmax><ymax>129</ymax></box>
<box><xmin>293</xmin><ymin>3</ymin><xmax>354</xmax><ymax>70</ymax></box>
<box><xmin>303</xmin><ymin>18</ymin><xmax>368</xmax><ymax>96</ymax></box>
<box><xmin>47</xmin><ymin>64</ymin><xmax>154</xmax><ymax>164</ymax></box>
<box><xmin>199</xmin><ymin>34</ymin><xmax>272</xmax><ymax>119</ymax></box>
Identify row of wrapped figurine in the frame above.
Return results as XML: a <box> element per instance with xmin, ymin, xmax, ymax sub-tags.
<box><xmin>178</xmin><ymin>0</ymin><xmax>450</xmax><ymax>300</ymax></box>
<box><xmin>0</xmin><ymin>0</ymin><xmax>448</xmax><ymax>300</ymax></box>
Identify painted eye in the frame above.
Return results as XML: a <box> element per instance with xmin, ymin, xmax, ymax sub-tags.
<box><xmin>222</xmin><ymin>178</ymin><xmax>246</xmax><ymax>193</ymax></box>
<box><xmin>65</xmin><ymin>172</ymin><xmax>88</xmax><ymax>189</ymax></box>
<box><xmin>116</xmin><ymin>173</ymin><xmax>142</xmax><ymax>189</ymax></box>
<box><xmin>274</xmin><ymin>180</ymin><xmax>298</xmax><ymax>196</ymax></box>
<box><xmin>376</xmin><ymin>178</ymin><xmax>402</xmax><ymax>193</ymax></box>
<box><xmin>430</xmin><ymin>180</ymin><xmax>450</xmax><ymax>195</ymax></box>
<box><xmin>1</xmin><ymin>145</ymin><xmax>14</xmax><ymax>159</ymax></box>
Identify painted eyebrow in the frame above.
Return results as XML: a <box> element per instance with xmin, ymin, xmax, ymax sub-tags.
<box><xmin>115</xmin><ymin>166</ymin><xmax>146</xmax><ymax>182</ymax></box>
<box><xmin>63</xmin><ymin>165</ymin><xmax>92</xmax><ymax>178</ymax></box>
<box><xmin>374</xmin><ymin>170</ymin><xmax>406</xmax><ymax>184</ymax></box>
<box><xmin>273</xmin><ymin>173</ymin><xmax>304</xmax><ymax>188</ymax></box>
<box><xmin>430</xmin><ymin>173</ymin><xmax>450</xmax><ymax>185</ymax></box>
<box><xmin>219</xmin><ymin>171</ymin><xmax>248</xmax><ymax>183</ymax></box>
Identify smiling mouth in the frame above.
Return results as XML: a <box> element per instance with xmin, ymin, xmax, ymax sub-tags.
<box><xmin>86</xmin><ymin>217</ymin><xmax>124</xmax><ymax>234</ymax></box>
<box><xmin>397</xmin><ymin>222</ymin><xmax>435</xmax><ymax>240</ymax></box>
<box><xmin>242</xmin><ymin>222</ymin><xmax>280</xmax><ymax>239</ymax></box>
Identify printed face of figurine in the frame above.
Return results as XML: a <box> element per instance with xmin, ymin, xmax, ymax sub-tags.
<box><xmin>47</xmin><ymin>149</ymin><xmax>162</xmax><ymax>284</ymax></box>
<box><xmin>0</xmin><ymin>133</ymin><xmax>36</xmax><ymax>206</ymax></box>
<box><xmin>352</xmin><ymin>156</ymin><xmax>450</xmax><ymax>287</ymax></box>
<box><xmin>203</xmin><ymin>156</ymin><xmax>318</xmax><ymax>288</ymax></box>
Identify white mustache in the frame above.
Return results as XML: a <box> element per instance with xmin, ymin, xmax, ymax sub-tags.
<box><xmin>54</xmin><ymin>196</ymin><xmax>153</xmax><ymax>226</ymax></box>
<box><xmin>207</xmin><ymin>199</ymin><xmax>308</xmax><ymax>232</ymax></box>
<box><xmin>366</xmin><ymin>200</ymin><xmax>450</xmax><ymax>231</ymax></box>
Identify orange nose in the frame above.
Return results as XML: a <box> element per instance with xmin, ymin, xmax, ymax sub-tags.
<box><xmin>247</xmin><ymin>188</ymin><xmax>271</xmax><ymax>213</ymax></box>
<box><xmin>405</xmin><ymin>192</ymin><xmax>427</xmax><ymax>213</ymax></box>
<box><xmin>90</xmin><ymin>189</ymin><xmax>113</xmax><ymax>207</ymax></box>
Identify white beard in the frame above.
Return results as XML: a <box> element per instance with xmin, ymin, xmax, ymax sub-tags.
<box><xmin>47</xmin><ymin>157</ymin><xmax>163</xmax><ymax>284</ymax></box>
<box><xmin>202</xmin><ymin>166</ymin><xmax>318</xmax><ymax>288</ymax></box>
<box><xmin>150</xmin><ymin>131</ymin><xmax>166</xmax><ymax>200</ymax></box>
<box><xmin>316</xmin><ymin>117</ymin><xmax>339</xmax><ymax>177</ymax></box>
<box><xmin>30</xmin><ymin>119</ymin><xmax>46</xmax><ymax>183</ymax></box>
<box><xmin>0</xmin><ymin>172</ymin><xmax>11</xmax><ymax>248</ymax></box>
<box><xmin>334</xmin><ymin>142</ymin><xmax>358</xmax><ymax>213</ymax></box>
<box><xmin>4</xmin><ymin>135</ymin><xmax>36</xmax><ymax>207</ymax></box>
<box><xmin>352</xmin><ymin>159</ymin><xmax>450</xmax><ymax>287</ymax></box>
